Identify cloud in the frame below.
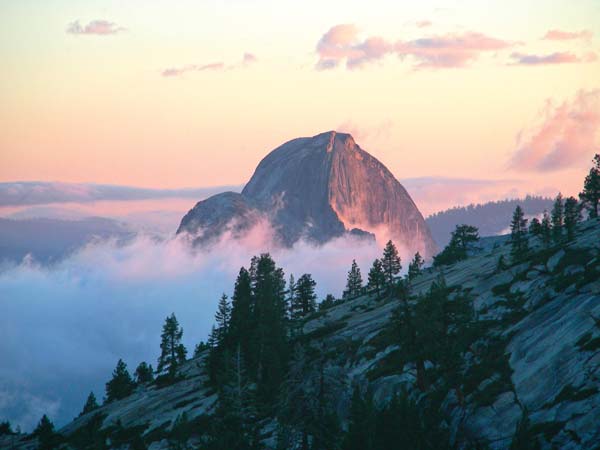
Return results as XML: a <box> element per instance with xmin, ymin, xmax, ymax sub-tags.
<box><xmin>509</xmin><ymin>51</ymin><xmax>595</xmax><ymax>65</ymax></box>
<box><xmin>0</xmin><ymin>181</ymin><xmax>241</xmax><ymax>207</ymax></box>
<box><xmin>315</xmin><ymin>25</ymin><xmax>513</xmax><ymax>70</ymax></box>
<box><xmin>337</xmin><ymin>120</ymin><xmax>393</xmax><ymax>143</ymax></box>
<box><xmin>415</xmin><ymin>20</ymin><xmax>432</xmax><ymax>28</ymax></box>
<box><xmin>161</xmin><ymin>62</ymin><xmax>225</xmax><ymax>77</ymax></box>
<box><xmin>66</xmin><ymin>20</ymin><xmax>125</xmax><ymax>35</ymax></box>
<box><xmin>243</xmin><ymin>52</ymin><xmax>258</xmax><ymax>64</ymax></box>
<box><xmin>162</xmin><ymin>53</ymin><xmax>258</xmax><ymax>77</ymax></box>
<box><xmin>542</xmin><ymin>29</ymin><xmax>593</xmax><ymax>41</ymax></box>
<box><xmin>0</xmin><ymin>224</ymin><xmax>386</xmax><ymax>431</ymax></box>
<box><xmin>509</xmin><ymin>90</ymin><xmax>600</xmax><ymax>172</ymax></box>
<box><xmin>396</xmin><ymin>32</ymin><xmax>512</xmax><ymax>68</ymax></box>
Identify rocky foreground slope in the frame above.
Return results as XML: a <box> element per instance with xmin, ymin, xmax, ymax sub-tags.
<box><xmin>4</xmin><ymin>220</ymin><xmax>599</xmax><ymax>450</ymax></box>
<box><xmin>177</xmin><ymin>131</ymin><xmax>438</xmax><ymax>258</ymax></box>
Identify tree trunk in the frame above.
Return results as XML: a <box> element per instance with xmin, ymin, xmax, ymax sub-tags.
<box><xmin>416</xmin><ymin>359</ymin><xmax>426</xmax><ymax>391</ymax></box>
<box><xmin>455</xmin><ymin>386</ymin><xmax>465</xmax><ymax>406</ymax></box>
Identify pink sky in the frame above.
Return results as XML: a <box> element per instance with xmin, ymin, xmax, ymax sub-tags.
<box><xmin>1</xmin><ymin>0</ymin><xmax>599</xmax><ymax>204</ymax></box>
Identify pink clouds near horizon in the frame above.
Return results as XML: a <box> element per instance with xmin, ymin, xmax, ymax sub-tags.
<box><xmin>543</xmin><ymin>29</ymin><xmax>593</xmax><ymax>41</ymax></box>
<box><xmin>66</xmin><ymin>20</ymin><xmax>125</xmax><ymax>35</ymax></box>
<box><xmin>315</xmin><ymin>24</ymin><xmax>514</xmax><ymax>70</ymax></box>
<box><xmin>509</xmin><ymin>51</ymin><xmax>596</xmax><ymax>65</ymax></box>
<box><xmin>162</xmin><ymin>53</ymin><xmax>257</xmax><ymax>77</ymax></box>
<box><xmin>509</xmin><ymin>90</ymin><xmax>600</xmax><ymax>172</ymax></box>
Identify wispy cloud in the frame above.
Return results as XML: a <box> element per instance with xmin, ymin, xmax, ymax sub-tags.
<box><xmin>509</xmin><ymin>90</ymin><xmax>600</xmax><ymax>172</ymax></box>
<box><xmin>509</xmin><ymin>51</ymin><xmax>596</xmax><ymax>65</ymax></box>
<box><xmin>162</xmin><ymin>63</ymin><xmax>225</xmax><ymax>77</ymax></box>
<box><xmin>66</xmin><ymin>20</ymin><xmax>125</xmax><ymax>36</ymax></box>
<box><xmin>337</xmin><ymin>120</ymin><xmax>393</xmax><ymax>143</ymax></box>
<box><xmin>162</xmin><ymin>53</ymin><xmax>257</xmax><ymax>77</ymax></box>
<box><xmin>243</xmin><ymin>52</ymin><xmax>258</xmax><ymax>64</ymax></box>
<box><xmin>542</xmin><ymin>29</ymin><xmax>593</xmax><ymax>41</ymax></box>
<box><xmin>415</xmin><ymin>20</ymin><xmax>432</xmax><ymax>28</ymax></box>
<box><xmin>315</xmin><ymin>24</ymin><xmax>513</xmax><ymax>70</ymax></box>
<box><xmin>396</xmin><ymin>32</ymin><xmax>512</xmax><ymax>68</ymax></box>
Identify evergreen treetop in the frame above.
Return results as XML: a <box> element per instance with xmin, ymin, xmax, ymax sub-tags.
<box><xmin>134</xmin><ymin>361</ymin><xmax>154</xmax><ymax>384</ymax></box>
<box><xmin>433</xmin><ymin>224</ymin><xmax>479</xmax><ymax>267</ymax></box>
<box><xmin>407</xmin><ymin>252</ymin><xmax>424</xmax><ymax>281</ymax></box>
<box><xmin>579</xmin><ymin>153</ymin><xmax>600</xmax><ymax>218</ymax></box>
<box><xmin>80</xmin><ymin>391</ymin><xmax>99</xmax><ymax>416</ymax></box>
<box><xmin>367</xmin><ymin>258</ymin><xmax>385</xmax><ymax>298</ymax></box>
<box><xmin>157</xmin><ymin>313</ymin><xmax>187</xmax><ymax>376</ymax></box>
<box><xmin>564</xmin><ymin>196</ymin><xmax>582</xmax><ymax>241</ymax></box>
<box><xmin>344</xmin><ymin>260</ymin><xmax>363</xmax><ymax>298</ymax></box>
<box><xmin>541</xmin><ymin>210</ymin><xmax>552</xmax><ymax>246</ymax></box>
<box><xmin>382</xmin><ymin>240</ymin><xmax>402</xmax><ymax>285</ymax></box>
<box><xmin>292</xmin><ymin>274</ymin><xmax>317</xmax><ymax>319</ymax></box>
<box><xmin>106</xmin><ymin>358</ymin><xmax>135</xmax><ymax>402</ymax></box>
<box><xmin>551</xmin><ymin>193</ymin><xmax>564</xmax><ymax>242</ymax></box>
<box><xmin>510</xmin><ymin>205</ymin><xmax>529</xmax><ymax>260</ymax></box>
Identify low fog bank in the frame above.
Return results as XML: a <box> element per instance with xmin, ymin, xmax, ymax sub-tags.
<box><xmin>0</xmin><ymin>225</ymin><xmax>388</xmax><ymax>431</ymax></box>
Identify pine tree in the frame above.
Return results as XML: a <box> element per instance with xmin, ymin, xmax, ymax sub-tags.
<box><xmin>341</xmin><ymin>386</ymin><xmax>375</xmax><ymax>450</ymax></box>
<box><xmin>496</xmin><ymin>255</ymin><xmax>508</xmax><ymax>272</ymax></box>
<box><xmin>292</xmin><ymin>274</ymin><xmax>317</xmax><ymax>319</ymax></box>
<box><xmin>278</xmin><ymin>344</ymin><xmax>343</xmax><ymax>450</ymax></box>
<box><xmin>541</xmin><ymin>210</ymin><xmax>552</xmax><ymax>246</ymax></box>
<box><xmin>286</xmin><ymin>274</ymin><xmax>296</xmax><ymax>318</ymax></box>
<box><xmin>319</xmin><ymin>294</ymin><xmax>336</xmax><ymax>310</ymax></box>
<box><xmin>407</xmin><ymin>252</ymin><xmax>424</xmax><ymax>281</ymax></box>
<box><xmin>551</xmin><ymin>193</ymin><xmax>564</xmax><ymax>242</ymax></box>
<box><xmin>382</xmin><ymin>241</ymin><xmax>401</xmax><ymax>285</ymax></box>
<box><xmin>451</xmin><ymin>224</ymin><xmax>480</xmax><ymax>253</ymax></box>
<box><xmin>80</xmin><ymin>391</ymin><xmax>99</xmax><ymax>416</ymax></box>
<box><xmin>344</xmin><ymin>260</ymin><xmax>363</xmax><ymax>298</ymax></box>
<box><xmin>564</xmin><ymin>196</ymin><xmax>582</xmax><ymax>241</ymax></box>
<box><xmin>413</xmin><ymin>276</ymin><xmax>474</xmax><ymax>400</ymax></box>
<box><xmin>134</xmin><ymin>361</ymin><xmax>154</xmax><ymax>384</ymax></box>
<box><xmin>194</xmin><ymin>341</ymin><xmax>210</xmax><ymax>357</ymax></box>
<box><xmin>215</xmin><ymin>294</ymin><xmax>232</xmax><ymax>346</ymax></box>
<box><xmin>249</xmin><ymin>253</ymin><xmax>289</xmax><ymax>404</ymax></box>
<box><xmin>0</xmin><ymin>421</ymin><xmax>14</xmax><ymax>436</ymax></box>
<box><xmin>529</xmin><ymin>217</ymin><xmax>542</xmax><ymax>236</ymax></box>
<box><xmin>157</xmin><ymin>313</ymin><xmax>187</xmax><ymax>377</ymax></box>
<box><xmin>34</xmin><ymin>415</ymin><xmax>60</xmax><ymax>450</ymax></box>
<box><xmin>579</xmin><ymin>153</ymin><xmax>600</xmax><ymax>218</ymax></box>
<box><xmin>367</xmin><ymin>259</ymin><xmax>385</xmax><ymax>298</ymax></box>
<box><xmin>373</xmin><ymin>392</ymin><xmax>439</xmax><ymax>450</ymax></box>
<box><xmin>229</xmin><ymin>267</ymin><xmax>254</xmax><ymax>367</ymax></box>
<box><xmin>209</xmin><ymin>344</ymin><xmax>260</xmax><ymax>450</ymax></box>
<box><xmin>433</xmin><ymin>224</ymin><xmax>479</xmax><ymax>267</ymax></box>
<box><xmin>510</xmin><ymin>205</ymin><xmax>529</xmax><ymax>260</ymax></box>
<box><xmin>105</xmin><ymin>359</ymin><xmax>134</xmax><ymax>402</ymax></box>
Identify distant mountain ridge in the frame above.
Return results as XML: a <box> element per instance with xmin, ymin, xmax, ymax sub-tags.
<box><xmin>0</xmin><ymin>182</ymin><xmax>242</xmax><ymax>207</ymax></box>
<box><xmin>177</xmin><ymin>131</ymin><xmax>438</xmax><ymax>257</ymax></box>
<box><xmin>426</xmin><ymin>195</ymin><xmax>554</xmax><ymax>247</ymax></box>
<box><xmin>0</xmin><ymin>217</ymin><xmax>134</xmax><ymax>264</ymax></box>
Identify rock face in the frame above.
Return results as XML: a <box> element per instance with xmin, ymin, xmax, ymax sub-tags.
<box><xmin>177</xmin><ymin>131</ymin><xmax>437</xmax><ymax>257</ymax></box>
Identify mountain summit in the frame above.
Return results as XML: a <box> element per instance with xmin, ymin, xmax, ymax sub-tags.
<box><xmin>177</xmin><ymin>131</ymin><xmax>437</xmax><ymax>256</ymax></box>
